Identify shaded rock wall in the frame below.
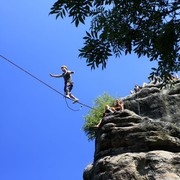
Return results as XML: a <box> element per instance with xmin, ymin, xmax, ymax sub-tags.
<box><xmin>123</xmin><ymin>80</ymin><xmax>180</xmax><ymax>125</ymax></box>
<box><xmin>84</xmin><ymin>151</ymin><xmax>180</xmax><ymax>180</ymax></box>
<box><xmin>83</xmin><ymin>81</ymin><xmax>180</xmax><ymax>180</ymax></box>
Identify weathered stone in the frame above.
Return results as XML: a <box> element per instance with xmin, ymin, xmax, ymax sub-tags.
<box><xmin>84</xmin><ymin>151</ymin><xmax>180</xmax><ymax>180</ymax></box>
<box><xmin>123</xmin><ymin>80</ymin><xmax>180</xmax><ymax>125</ymax></box>
<box><xmin>83</xmin><ymin>81</ymin><xmax>180</xmax><ymax>180</ymax></box>
<box><xmin>94</xmin><ymin>110</ymin><xmax>180</xmax><ymax>161</ymax></box>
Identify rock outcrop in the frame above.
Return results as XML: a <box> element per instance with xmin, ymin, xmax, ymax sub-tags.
<box><xmin>123</xmin><ymin>81</ymin><xmax>180</xmax><ymax>125</ymax></box>
<box><xmin>83</xmin><ymin>81</ymin><xmax>180</xmax><ymax>180</ymax></box>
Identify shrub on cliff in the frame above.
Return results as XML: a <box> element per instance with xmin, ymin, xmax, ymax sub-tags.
<box><xmin>82</xmin><ymin>92</ymin><xmax>115</xmax><ymax>141</ymax></box>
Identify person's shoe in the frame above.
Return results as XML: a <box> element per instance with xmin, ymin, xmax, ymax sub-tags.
<box><xmin>72</xmin><ymin>98</ymin><xmax>79</xmax><ymax>104</ymax></box>
<box><xmin>65</xmin><ymin>95</ymin><xmax>71</xmax><ymax>99</ymax></box>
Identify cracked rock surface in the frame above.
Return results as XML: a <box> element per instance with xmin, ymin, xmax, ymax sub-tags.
<box><xmin>83</xmin><ymin>81</ymin><xmax>180</xmax><ymax>180</ymax></box>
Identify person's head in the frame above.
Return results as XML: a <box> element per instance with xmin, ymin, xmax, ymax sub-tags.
<box><xmin>61</xmin><ymin>65</ymin><xmax>68</xmax><ymax>72</ymax></box>
<box><xmin>114</xmin><ymin>100</ymin><xmax>118</xmax><ymax>106</ymax></box>
<box><xmin>105</xmin><ymin>105</ymin><xmax>110</xmax><ymax>110</ymax></box>
<box><xmin>114</xmin><ymin>99</ymin><xmax>123</xmax><ymax>106</ymax></box>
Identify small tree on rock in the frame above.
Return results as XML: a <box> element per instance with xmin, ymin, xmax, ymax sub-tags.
<box><xmin>82</xmin><ymin>92</ymin><xmax>115</xmax><ymax>141</ymax></box>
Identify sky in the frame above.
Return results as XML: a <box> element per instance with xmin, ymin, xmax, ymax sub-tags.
<box><xmin>1</xmin><ymin>1</ymin><xmax>178</xmax><ymax>180</ymax></box>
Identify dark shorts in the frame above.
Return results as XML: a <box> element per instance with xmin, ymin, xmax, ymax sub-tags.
<box><xmin>64</xmin><ymin>82</ymin><xmax>73</xmax><ymax>93</ymax></box>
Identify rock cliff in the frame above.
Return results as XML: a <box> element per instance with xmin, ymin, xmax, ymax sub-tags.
<box><xmin>83</xmin><ymin>80</ymin><xmax>180</xmax><ymax>180</ymax></box>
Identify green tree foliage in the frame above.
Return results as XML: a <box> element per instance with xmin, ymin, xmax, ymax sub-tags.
<box><xmin>82</xmin><ymin>92</ymin><xmax>115</xmax><ymax>141</ymax></box>
<box><xmin>50</xmin><ymin>0</ymin><xmax>180</xmax><ymax>81</ymax></box>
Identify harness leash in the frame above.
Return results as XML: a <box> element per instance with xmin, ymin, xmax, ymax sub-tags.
<box><xmin>0</xmin><ymin>54</ymin><xmax>93</xmax><ymax>110</ymax></box>
<box><xmin>64</xmin><ymin>97</ymin><xmax>83</xmax><ymax>111</ymax></box>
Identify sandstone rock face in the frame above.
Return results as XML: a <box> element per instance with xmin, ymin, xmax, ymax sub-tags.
<box><xmin>83</xmin><ymin>81</ymin><xmax>180</xmax><ymax>180</ymax></box>
<box><xmin>123</xmin><ymin>80</ymin><xmax>180</xmax><ymax>125</ymax></box>
<box><xmin>84</xmin><ymin>151</ymin><xmax>180</xmax><ymax>180</ymax></box>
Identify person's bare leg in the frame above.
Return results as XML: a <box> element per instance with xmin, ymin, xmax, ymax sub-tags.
<box><xmin>69</xmin><ymin>93</ymin><xmax>79</xmax><ymax>103</ymax></box>
<box><xmin>65</xmin><ymin>91</ymin><xmax>71</xmax><ymax>99</ymax></box>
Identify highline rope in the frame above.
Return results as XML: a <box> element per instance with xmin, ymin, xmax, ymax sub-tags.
<box><xmin>0</xmin><ymin>54</ymin><xmax>93</xmax><ymax>110</ymax></box>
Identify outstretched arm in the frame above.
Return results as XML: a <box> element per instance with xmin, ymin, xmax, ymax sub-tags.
<box><xmin>49</xmin><ymin>73</ymin><xmax>63</xmax><ymax>78</ymax></box>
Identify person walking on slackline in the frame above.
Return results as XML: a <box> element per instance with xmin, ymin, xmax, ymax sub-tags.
<box><xmin>49</xmin><ymin>65</ymin><xmax>79</xmax><ymax>103</ymax></box>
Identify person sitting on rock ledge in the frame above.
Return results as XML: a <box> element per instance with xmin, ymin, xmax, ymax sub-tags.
<box><xmin>103</xmin><ymin>99</ymin><xmax>124</xmax><ymax>117</ymax></box>
<box><xmin>130</xmin><ymin>84</ymin><xmax>142</xmax><ymax>94</ymax></box>
<box><xmin>93</xmin><ymin>99</ymin><xmax>124</xmax><ymax>128</ymax></box>
<box><xmin>169</xmin><ymin>73</ymin><xmax>179</xmax><ymax>81</ymax></box>
<box><xmin>103</xmin><ymin>105</ymin><xmax>115</xmax><ymax>117</ymax></box>
<box><xmin>143</xmin><ymin>75</ymin><xmax>163</xmax><ymax>87</ymax></box>
<box><xmin>112</xmin><ymin>99</ymin><xmax>124</xmax><ymax>111</ymax></box>
<box><xmin>91</xmin><ymin>105</ymin><xmax>114</xmax><ymax>128</ymax></box>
